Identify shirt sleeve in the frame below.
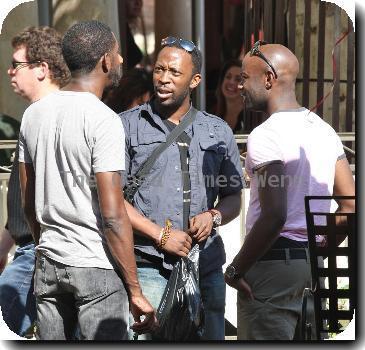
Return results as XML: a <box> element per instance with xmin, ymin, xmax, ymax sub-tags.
<box><xmin>92</xmin><ymin>114</ymin><xmax>125</xmax><ymax>173</ymax></box>
<box><xmin>218</xmin><ymin>127</ymin><xmax>245</xmax><ymax>197</ymax></box>
<box><xmin>18</xmin><ymin>113</ymin><xmax>32</xmax><ymax>164</ymax></box>
<box><xmin>245</xmin><ymin>128</ymin><xmax>283</xmax><ymax>175</ymax></box>
<box><xmin>120</xmin><ymin>114</ymin><xmax>131</xmax><ymax>188</ymax></box>
<box><xmin>335</xmin><ymin>133</ymin><xmax>346</xmax><ymax>160</ymax></box>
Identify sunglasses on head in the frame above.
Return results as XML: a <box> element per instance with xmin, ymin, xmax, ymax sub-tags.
<box><xmin>161</xmin><ymin>36</ymin><xmax>197</xmax><ymax>53</ymax></box>
<box><xmin>11</xmin><ymin>60</ymin><xmax>42</xmax><ymax>70</ymax></box>
<box><xmin>250</xmin><ymin>41</ymin><xmax>278</xmax><ymax>79</ymax></box>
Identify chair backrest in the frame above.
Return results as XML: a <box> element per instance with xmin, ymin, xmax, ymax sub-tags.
<box><xmin>305</xmin><ymin>196</ymin><xmax>356</xmax><ymax>340</ymax></box>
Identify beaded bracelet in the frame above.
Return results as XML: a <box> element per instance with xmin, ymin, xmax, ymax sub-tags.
<box><xmin>158</xmin><ymin>219</ymin><xmax>172</xmax><ymax>249</ymax></box>
<box><xmin>159</xmin><ymin>229</ymin><xmax>170</xmax><ymax>248</ymax></box>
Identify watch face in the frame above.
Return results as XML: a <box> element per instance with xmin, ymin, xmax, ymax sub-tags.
<box><xmin>214</xmin><ymin>214</ymin><xmax>222</xmax><ymax>225</ymax></box>
<box><xmin>213</xmin><ymin>213</ymin><xmax>222</xmax><ymax>227</ymax></box>
<box><xmin>225</xmin><ymin>265</ymin><xmax>236</xmax><ymax>279</ymax></box>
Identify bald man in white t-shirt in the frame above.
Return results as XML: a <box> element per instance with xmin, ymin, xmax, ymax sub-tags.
<box><xmin>224</xmin><ymin>42</ymin><xmax>355</xmax><ymax>340</ymax></box>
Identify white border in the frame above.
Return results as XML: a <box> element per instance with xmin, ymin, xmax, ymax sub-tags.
<box><xmin>321</xmin><ymin>0</ymin><xmax>355</xmax><ymax>29</ymax></box>
<box><xmin>0</xmin><ymin>0</ymin><xmax>34</xmax><ymax>35</ymax></box>
<box><xmin>0</xmin><ymin>1</ymin><xmax>34</xmax><ymax>346</ymax></box>
<box><xmin>0</xmin><ymin>0</ymin><xmax>360</xmax><ymax>346</ymax></box>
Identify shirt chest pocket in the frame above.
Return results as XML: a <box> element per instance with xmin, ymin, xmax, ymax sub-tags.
<box><xmin>199</xmin><ymin>138</ymin><xmax>227</xmax><ymax>177</ymax></box>
<box><xmin>130</xmin><ymin>132</ymin><xmax>167</xmax><ymax>174</ymax></box>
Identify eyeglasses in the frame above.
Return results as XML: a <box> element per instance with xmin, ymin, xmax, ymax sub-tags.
<box><xmin>11</xmin><ymin>60</ymin><xmax>42</xmax><ymax>70</ymax></box>
<box><xmin>161</xmin><ymin>36</ymin><xmax>197</xmax><ymax>53</ymax></box>
<box><xmin>250</xmin><ymin>41</ymin><xmax>278</xmax><ymax>79</ymax></box>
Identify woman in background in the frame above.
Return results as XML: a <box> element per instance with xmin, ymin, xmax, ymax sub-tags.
<box><xmin>215</xmin><ymin>59</ymin><xmax>245</xmax><ymax>134</ymax></box>
<box><xmin>103</xmin><ymin>67</ymin><xmax>153</xmax><ymax>113</ymax></box>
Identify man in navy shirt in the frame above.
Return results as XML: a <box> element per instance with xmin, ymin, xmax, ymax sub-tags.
<box><xmin>120</xmin><ymin>37</ymin><xmax>244</xmax><ymax>340</ymax></box>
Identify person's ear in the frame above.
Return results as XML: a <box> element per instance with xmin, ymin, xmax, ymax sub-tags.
<box><xmin>189</xmin><ymin>73</ymin><xmax>202</xmax><ymax>89</ymax></box>
<box><xmin>101</xmin><ymin>52</ymin><xmax>112</xmax><ymax>73</ymax></box>
<box><xmin>265</xmin><ymin>71</ymin><xmax>275</xmax><ymax>89</ymax></box>
<box><xmin>35</xmin><ymin>62</ymin><xmax>49</xmax><ymax>81</ymax></box>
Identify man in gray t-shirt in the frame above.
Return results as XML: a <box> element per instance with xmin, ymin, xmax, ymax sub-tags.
<box><xmin>18</xmin><ymin>21</ymin><xmax>156</xmax><ymax>340</ymax></box>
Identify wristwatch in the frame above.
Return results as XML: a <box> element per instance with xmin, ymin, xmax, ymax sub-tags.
<box><xmin>225</xmin><ymin>264</ymin><xmax>239</xmax><ymax>279</ymax></box>
<box><xmin>207</xmin><ymin>209</ymin><xmax>222</xmax><ymax>228</ymax></box>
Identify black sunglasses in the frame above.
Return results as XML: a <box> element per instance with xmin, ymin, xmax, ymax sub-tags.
<box><xmin>161</xmin><ymin>36</ymin><xmax>197</xmax><ymax>53</ymax></box>
<box><xmin>250</xmin><ymin>41</ymin><xmax>278</xmax><ymax>79</ymax></box>
<box><xmin>11</xmin><ymin>60</ymin><xmax>42</xmax><ymax>70</ymax></box>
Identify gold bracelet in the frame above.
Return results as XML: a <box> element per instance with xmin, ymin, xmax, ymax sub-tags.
<box><xmin>158</xmin><ymin>219</ymin><xmax>172</xmax><ymax>249</ymax></box>
<box><xmin>159</xmin><ymin>229</ymin><xmax>170</xmax><ymax>248</ymax></box>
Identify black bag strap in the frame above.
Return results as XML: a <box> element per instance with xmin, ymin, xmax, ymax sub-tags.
<box><xmin>124</xmin><ymin>107</ymin><xmax>198</xmax><ymax>203</ymax></box>
<box><xmin>136</xmin><ymin>107</ymin><xmax>197</xmax><ymax>179</ymax></box>
<box><xmin>163</xmin><ymin>120</ymin><xmax>192</xmax><ymax>232</ymax></box>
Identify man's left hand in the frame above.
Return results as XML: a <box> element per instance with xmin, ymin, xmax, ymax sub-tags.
<box><xmin>224</xmin><ymin>274</ymin><xmax>254</xmax><ymax>300</ymax></box>
<box><xmin>188</xmin><ymin>212</ymin><xmax>213</xmax><ymax>242</ymax></box>
<box><xmin>130</xmin><ymin>293</ymin><xmax>159</xmax><ymax>334</ymax></box>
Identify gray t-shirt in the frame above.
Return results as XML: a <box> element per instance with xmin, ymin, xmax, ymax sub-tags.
<box><xmin>18</xmin><ymin>91</ymin><xmax>125</xmax><ymax>269</ymax></box>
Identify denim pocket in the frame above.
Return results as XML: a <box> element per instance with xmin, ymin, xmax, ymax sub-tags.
<box><xmin>74</xmin><ymin>268</ymin><xmax>107</xmax><ymax>301</ymax></box>
<box><xmin>34</xmin><ymin>256</ymin><xmax>47</xmax><ymax>296</ymax></box>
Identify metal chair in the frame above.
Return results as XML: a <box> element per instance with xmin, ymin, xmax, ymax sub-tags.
<box><xmin>302</xmin><ymin>196</ymin><xmax>356</xmax><ymax>340</ymax></box>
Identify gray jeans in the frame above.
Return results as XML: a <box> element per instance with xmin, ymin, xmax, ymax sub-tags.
<box><xmin>34</xmin><ymin>254</ymin><xmax>129</xmax><ymax>340</ymax></box>
<box><xmin>237</xmin><ymin>256</ymin><xmax>315</xmax><ymax>340</ymax></box>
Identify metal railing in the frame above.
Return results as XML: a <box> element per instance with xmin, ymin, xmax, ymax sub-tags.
<box><xmin>235</xmin><ymin>132</ymin><xmax>356</xmax><ymax>173</ymax></box>
<box><xmin>0</xmin><ymin>140</ymin><xmax>17</xmax><ymax>149</ymax></box>
<box><xmin>0</xmin><ymin>173</ymin><xmax>9</xmax><ymax>229</ymax></box>
<box><xmin>0</xmin><ymin>140</ymin><xmax>16</xmax><ymax>228</ymax></box>
<box><xmin>0</xmin><ymin>133</ymin><xmax>356</xmax><ymax>229</ymax></box>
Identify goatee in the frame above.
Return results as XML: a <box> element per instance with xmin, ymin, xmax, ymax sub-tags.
<box><xmin>109</xmin><ymin>67</ymin><xmax>122</xmax><ymax>88</ymax></box>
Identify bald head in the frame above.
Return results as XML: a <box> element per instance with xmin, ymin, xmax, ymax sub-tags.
<box><xmin>243</xmin><ymin>44</ymin><xmax>299</xmax><ymax>84</ymax></box>
<box><xmin>239</xmin><ymin>43</ymin><xmax>301</xmax><ymax>114</ymax></box>
<box><xmin>260</xmin><ymin>44</ymin><xmax>299</xmax><ymax>82</ymax></box>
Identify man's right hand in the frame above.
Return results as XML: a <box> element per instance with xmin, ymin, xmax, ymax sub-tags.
<box><xmin>162</xmin><ymin>229</ymin><xmax>192</xmax><ymax>257</ymax></box>
<box><xmin>130</xmin><ymin>293</ymin><xmax>158</xmax><ymax>335</ymax></box>
<box><xmin>225</xmin><ymin>275</ymin><xmax>254</xmax><ymax>300</ymax></box>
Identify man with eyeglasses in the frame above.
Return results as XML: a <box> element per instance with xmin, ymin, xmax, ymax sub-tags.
<box><xmin>120</xmin><ymin>36</ymin><xmax>244</xmax><ymax>340</ymax></box>
<box><xmin>0</xmin><ymin>26</ymin><xmax>70</xmax><ymax>337</ymax></box>
<box><xmin>225</xmin><ymin>42</ymin><xmax>355</xmax><ymax>340</ymax></box>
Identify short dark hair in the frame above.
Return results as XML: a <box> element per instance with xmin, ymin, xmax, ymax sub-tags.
<box><xmin>164</xmin><ymin>42</ymin><xmax>202</xmax><ymax>75</ymax></box>
<box><xmin>12</xmin><ymin>26</ymin><xmax>70</xmax><ymax>87</ymax></box>
<box><xmin>62</xmin><ymin>20</ymin><xmax>116</xmax><ymax>75</ymax></box>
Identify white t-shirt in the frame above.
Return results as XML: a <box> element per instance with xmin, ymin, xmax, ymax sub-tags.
<box><xmin>18</xmin><ymin>91</ymin><xmax>125</xmax><ymax>269</ymax></box>
<box><xmin>245</xmin><ymin>107</ymin><xmax>345</xmax><ymax>241</ymax></box>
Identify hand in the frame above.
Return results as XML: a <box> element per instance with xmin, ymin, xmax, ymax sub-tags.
<box><xmin>130</xmin><ymin>293</ymin><xmax>159</xmax><ymax>335</ymax></box>
<box><xmin>224</xmin><ymin>275</ymin><xmax>254</xmax><ymax>300</ymax></box>
<box><xmin>188</xmin><ymin>212</ymin><xmax>213</xmax><ymax>242</ymax></box>
<box><xmin>162</xmin><ymin>229</ymin><xmax>192</xmax><ymax>257</ymax></box>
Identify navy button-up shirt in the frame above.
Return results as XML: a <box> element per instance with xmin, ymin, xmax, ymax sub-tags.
<box><xmin>119</xmin><ymin>102</ymin><xmax>244</xmax><ymax>276</ymax></box>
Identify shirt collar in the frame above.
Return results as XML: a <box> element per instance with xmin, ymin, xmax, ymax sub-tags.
<box><xmin>139</xmin><ymin>100</ymin><xmax>168</xmax><ymax>134</ymax></box>
<box><xmin>140</xmin><ymin>99</ymin><xmax>195</xmax><ymax>135</ymax></box>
